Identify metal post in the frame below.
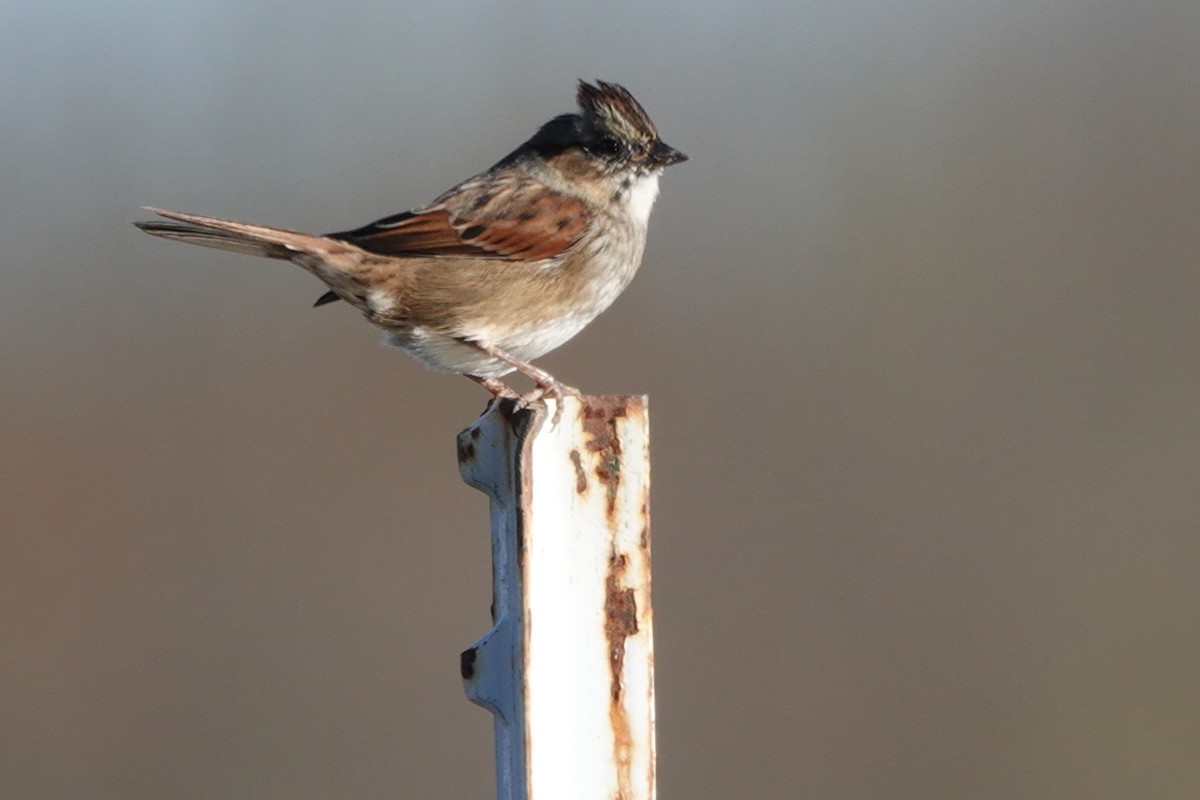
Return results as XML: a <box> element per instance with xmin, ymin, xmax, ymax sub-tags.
<box><xmin>458</xmin><ymin>395</ymin><xmax>655</xmax><ymax>800</ymax></box>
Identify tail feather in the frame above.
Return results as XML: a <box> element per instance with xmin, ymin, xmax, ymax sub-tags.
<box><xmin>133</xmin><ymin>207</ymin><xmax>350</xmax><ymax>260</ymax></box>
<box><xmin>135</xmin><ymin>207</ymin><xmax>370</xmax><ymax>309</ymax></box>
<box><xmin>133</xmin><ymin>220</ymin><xmax>296</xmax><ymax>259</ymax></box>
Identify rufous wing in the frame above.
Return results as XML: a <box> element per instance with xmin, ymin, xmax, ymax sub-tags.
<box><xmin>326</xmin><ymin>171</ymin><xmax>589</xmax><ymax>262</ymax></box>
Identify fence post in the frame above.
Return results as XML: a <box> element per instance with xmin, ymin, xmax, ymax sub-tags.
<box><xmin>458</xmin><ymin>395</ymin><xmax>655</xmax><ymax>800</ymax></box>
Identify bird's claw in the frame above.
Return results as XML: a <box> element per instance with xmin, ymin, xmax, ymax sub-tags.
<box><xmin>515</xmin><ymin>380</ymin><xmax>581</xmax><ymax>425</ymax></box>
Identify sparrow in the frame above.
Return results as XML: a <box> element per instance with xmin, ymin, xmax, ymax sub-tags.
<box><xmin>135</xmin><ymin>80</ymin><xmax>686</xmax><ymax>412</ymax></box>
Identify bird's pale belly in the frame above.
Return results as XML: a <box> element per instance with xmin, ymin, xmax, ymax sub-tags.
<box><xmin>387</xmin><ymin>311</ymin><xmax>594</xmax><ymax>378</ymax></box>
<box><xmin>385</xmin><ymin>249</ymin><xmax>643</xmax><ymax>378</ymax></box>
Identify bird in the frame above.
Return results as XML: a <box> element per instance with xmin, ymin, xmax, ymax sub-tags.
<box><xmin>135</xmin><ymin>80</ymin><xmax>686</xmax><ymax>414</ymax></box>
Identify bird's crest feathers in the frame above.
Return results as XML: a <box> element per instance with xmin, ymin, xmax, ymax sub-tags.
<box><xmin>577</xmin><ymin>80</ymin><xmax>659</xmax><ymax>143</ymax></box>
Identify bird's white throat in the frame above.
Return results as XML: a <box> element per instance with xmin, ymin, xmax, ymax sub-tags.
<box><xmin>621</xmin><ymin>172</ymin><xmax>661</xmax><ymax>228</ymax></box>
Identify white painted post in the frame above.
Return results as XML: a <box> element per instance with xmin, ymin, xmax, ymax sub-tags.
<box><xmin>458</xmin><ymin>395</ymin><xmax>655</xmax><ymax>800</ymax></box>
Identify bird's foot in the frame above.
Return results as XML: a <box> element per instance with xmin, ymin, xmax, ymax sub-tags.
<box><xmin>516</xmin><ymin>379</ymin><xmax>581</xmax><ymax>425</ymax></box>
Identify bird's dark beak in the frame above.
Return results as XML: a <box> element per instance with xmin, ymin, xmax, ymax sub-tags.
<box><xmin>649</xmin><ymin>140</ymin><xmax>688</xmax><ymax>167</ymax></box>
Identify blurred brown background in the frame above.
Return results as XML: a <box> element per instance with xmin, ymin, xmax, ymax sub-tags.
<box><xmin>3</xmin><ymin>1</ymin><xmax>1199</xmax><ymax>798</ymax></box>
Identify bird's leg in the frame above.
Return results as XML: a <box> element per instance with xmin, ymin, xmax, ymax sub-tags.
<box><xmin>468</xmin><ymin>341</ymin><xmax>580</xmax><ymax>424</ymax></box>
<box><xmin>467</xmin><ymin>374</ymin><xmax>520</xmax><ymax>398</ymax></box>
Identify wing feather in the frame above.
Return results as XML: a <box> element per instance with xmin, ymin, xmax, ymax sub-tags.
<box><xmin>326</xmin><ymin>171</ymin><xmax>588</xmax><ymax>261</ymax></box>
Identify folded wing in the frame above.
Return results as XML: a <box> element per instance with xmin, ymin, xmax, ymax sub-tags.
<box><xmin>326</xmin><ymin>170</ymin><xmax>589</xmax><ymax>262</ymax></box>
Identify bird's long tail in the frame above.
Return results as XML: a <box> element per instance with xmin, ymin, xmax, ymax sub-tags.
<box><xmin>135</xmin><ymin>207</ymin><xmax>376</xmax><ymax>309</ymax></box>
<box><xmin>134</xmin><ymin>207</ymin><xmax>350</xmax><ymax>260</ymax></box>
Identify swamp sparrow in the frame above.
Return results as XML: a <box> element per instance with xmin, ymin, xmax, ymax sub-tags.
<box><xmin>135</xmin><ymin>81</ymin><xmax>686</xmax><ymax>410</ymax></box>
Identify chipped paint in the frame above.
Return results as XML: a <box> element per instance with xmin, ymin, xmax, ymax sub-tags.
<box><xmin>581</xmin><ymin>397</ymin><xmax>632</xmax><ymax>517</ymax></box>
<box><xmin>606</xmin><ymin>551</ymin><xmax>640</xmax><ymax>799</ymax></box>
<box><xmin>569</xmin><ymin>448</ymin><xmax>589</xmax><ymax>494</ymax></box>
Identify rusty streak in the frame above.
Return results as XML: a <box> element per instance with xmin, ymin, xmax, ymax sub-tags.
<box><xmin>569</xmin><ymin>448</ymin><xmax>588</xmax><ymax>494</ymax></box>
<box><xmin>581</xmin><ymin>397</ymin><xmax>630</xmax><ymax>518</ymax></box>
<box><xmin>606</xmin><ymin>551</ymin><xmax>639</xmax><ymax>799</ymax></box>
<box><xmin>605</xmin><ymin>554</ymin><xmax>639</xmax><ymax>699</ymax></box>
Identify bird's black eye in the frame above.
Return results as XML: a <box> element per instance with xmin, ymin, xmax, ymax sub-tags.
<box><xmin>593</xmin><ymin>137</ymin><xmax>624</xmax><ymax>158</ymax></box>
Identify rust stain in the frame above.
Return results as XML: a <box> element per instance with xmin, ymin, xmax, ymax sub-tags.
<box><xmin>606</xmin><ymin>550</ymin><xmax>638</xmax><ymax>799</ymax></box>
<box><xmin>581</xmin><ymin>397</ymin><xmax>631</xmax><ymax>519</ymax></box>
<box><xmin>605</xmin><ymin>553</ymin><xmax>639</xmax><ymax>697</ymax></box>
<box><xmin>639</xmin><ymin>498</ymin><xmax>651</xmax><ymax>551</ymax></box>
<box><xmin>513</xmin><ymin>402</ymin><xmax>536</xmax><ymax>567</ymax></box>
<box><xmin>569</xmin><ymin>448</ymin><xmax>588</xmax><ymax>494</ymax></box>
